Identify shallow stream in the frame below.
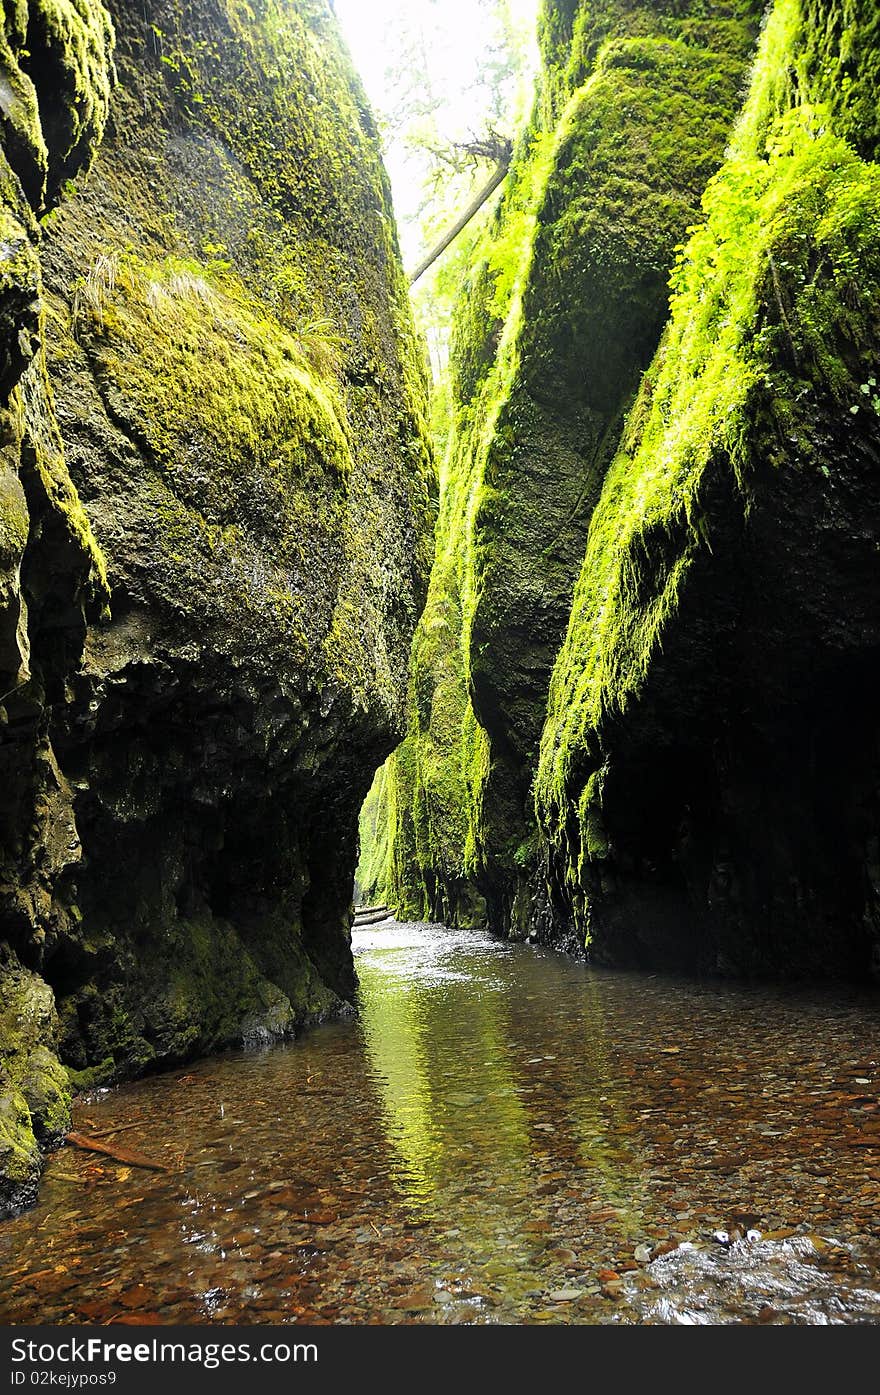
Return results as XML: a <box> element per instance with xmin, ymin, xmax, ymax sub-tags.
<box><xmin>2</xmin><ymin>922</ymin><xmax>879</xmax><ymax>1325</ymax></box>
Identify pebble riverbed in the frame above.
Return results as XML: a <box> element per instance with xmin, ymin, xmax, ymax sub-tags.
<box><xmin>1</xmin><ymin>921</ymin><xmax>879</xmax><ymax>1325</ymax></box>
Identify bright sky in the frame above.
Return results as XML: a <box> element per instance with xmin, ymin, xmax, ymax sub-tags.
<box><xmin>334</xmin><ymin>0</ymin><xmax>540</xmax><ymax>269</ymax></box>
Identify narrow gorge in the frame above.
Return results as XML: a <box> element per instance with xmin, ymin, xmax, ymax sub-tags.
<box><xmin>359</xmin><ymin>0</ymin><xmax>880</xmax><ymax>982</ymax></box>
<box><xmin>0</xmin><ymin>0</ymin><xmax>878</xmax><ymax>1331</ymax></box>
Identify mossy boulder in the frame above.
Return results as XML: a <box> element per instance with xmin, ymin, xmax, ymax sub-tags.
<box><xmin>0</xmin><ymin>947</ymin><xmax>71</xmax><ymax>1214</ymax></box>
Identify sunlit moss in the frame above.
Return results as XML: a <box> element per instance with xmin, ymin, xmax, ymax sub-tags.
<box><xmin>356</xmin><ymin>760</ymin><xmax>394</xmax><ymax>905</ymax></box>
<box><xmin>376</xmin><ymin>0</ymin><xmax>762</xmax><ymax>928</ymax></box>
<box><xmin>535</xmin><ymin>0</ymin><xmax>880</xmax><ymax>934</ymax></box>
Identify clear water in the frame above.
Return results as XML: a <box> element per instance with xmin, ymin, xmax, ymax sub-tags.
<box><xmin>1</xmin><ymin>921</ymin><xmax>879</xmax><ymax>1325</ymax></box>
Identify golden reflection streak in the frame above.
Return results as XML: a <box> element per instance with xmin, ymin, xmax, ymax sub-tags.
<box><xmin>357</xmin><ymin>959</ymin><xmax>444</xmax><ymax>1205</ymax></box>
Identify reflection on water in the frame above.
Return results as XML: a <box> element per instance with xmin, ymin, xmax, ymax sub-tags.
<box><xmin>357</xmin><ymin>925</ymin><xmax>532</xmax><ymax>1223</ymax></box>
<box><xmin>0</xmin><ymin>921</ymin><xmax>879</xmax><ymax>1324</ymax></box>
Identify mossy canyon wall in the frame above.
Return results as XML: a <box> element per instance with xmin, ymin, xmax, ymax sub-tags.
<box><xmin>360</xmin><ymin>0</ymin><xmax>880</xmax><ymax>982</ymax></box>
<box><xmin>0</xmin><ymin>0</ymin><xmax>433</xmax><ymax>1213</ymax></box>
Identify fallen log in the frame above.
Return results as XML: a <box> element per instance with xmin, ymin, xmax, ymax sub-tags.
<box><xmin>353</xmin><ymin>910</ymin><xmax>394</xmax><ymax>927</ymax></box>
<box><xmin>408</xmin><ymin>138</ymin><xmax>513</xmax><ymax>285</ymax></box>
<box><xmin>65</xmin><ymin>1130</ymin><xmax>171</xmax><ymax>1172</ymax></box>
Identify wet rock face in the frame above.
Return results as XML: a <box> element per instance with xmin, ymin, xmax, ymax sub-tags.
<box><xmin>368</xmin><ymin>0</ymin><xmax>763</xmax><ymax>936</ymax></box>
<box><xmin>0</xmin><ymin>0</ymin><xmax>432</xmax><ymax>1212</ymax></box>
<box><xmin>0</xmin><ymin>0</ymin><xmax>115</xmax><ymax>1214</ymax></box>
<box><xmin>542</xmin><ymin>385</ymin><xmax>880</xmax><ymax>977</ymax></box>
<box><xmin>467</xmin><ymin>1</ymin><xmax>762</xmax><ymax>935</ymax></box>
<box><xmin>535</xmin><ymin>0</ymin><xmax>880</xmax><ymax>977</ymax></box>
<box><xmin>371</xmin><ymin>0</ymin><xmax>880</xmax><ymax>980</ymax></box>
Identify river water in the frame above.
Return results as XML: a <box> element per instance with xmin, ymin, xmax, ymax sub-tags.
<box><xmin>1</xmin><ymin>921</ymin><xmax>879</xmax><ymax>1325</ymax></box>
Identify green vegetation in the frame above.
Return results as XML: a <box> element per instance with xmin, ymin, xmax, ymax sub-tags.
<box><xmin>0</xmin><ymin>0</ymin><xmax>114</xmax><ymax>210</ymax></box>
<box><xmin>363</xmin><ymin>0</ymin><xmax>762</xmax><ymax>931</ymax></box>
<box><xmin>0</xmin><ymin>950</ymin><xmax>71</xmax><ymax>1212</ymax></box>
<box><xmin>361</xmin><ymin>0</ymin><xmax>880</xmax><ymax>977</ymax></box>
<box><xmin>356</xmin><ymin>761</ymin><xmax>394</xmax><ymax>905</ymax></box>
<box><xmin>536</xmin><ymin>0</ymin><xmax>880</xmax><ymax>947</ymax></box>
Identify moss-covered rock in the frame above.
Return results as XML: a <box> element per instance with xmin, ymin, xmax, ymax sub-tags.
<box><xmin>0</xmin><ymin>0</ymin><xmax>432</xmax><ymax>1212</ymax></box>
<box><xmin>468</xmin><ymin>4</ymin><xmax>762</xmax><ymax>934</ymax></box>
<box><xmin>376</xmin><ymin>0</ymin><xmax>761</xmax><ymax>934</ymax></box>
<box><xmin>535</xmin><ymin>0</ymin><xmax>880</xmax><ymax>975</ymax></box>
<box><xmin>373</xmin><ymin>0</ymin><xmax>880</xmax><ymax>980</ymax></box>
<box><xmin>0</xmin><ymin>946</ymin><xmax>70</xmax><ymax>1213</ymax></box>
<box><xmin>0</xmin><ymin>0</ymin><xmax>112</xmax><ymax>1217</ymax></box>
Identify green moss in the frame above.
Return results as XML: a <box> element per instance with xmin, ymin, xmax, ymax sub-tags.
<box><xmin>376</xmin><ymin>0</ymin><xmax>761</xmax><ymax>931</ymax></box>
<box><xmin>467</xmin><ymin>11</ymin><xmax>761</xmax><ymax>912</ymax></box>
<box><xmin>0</xmin><ymin>9</ymin><xmax>49</xmax><ymax>207</ymax></box>
<box><xmin>538</xmin><ymin>1</ymin><xmax>760</xmax><ymax>125</ymax></box>
<box><xmin>536</xmin><ymin>0</ymin><xmax>880</xmax><ymax>927</ymax></box>
<box><xmin>40</xmin><ymin>0</ymin><xmax>434</xmax><ymax>718</ymax></box>
<box><xmin>0</xmin><ymin>0</ymin><xmax>434</xmax><ymax>1210</ymax></box>
<box><xmin>79</xmin><ymin>250</ymin><xmax>353</xmax><ymax>492</ymax></box>
<box><xmin>28</xmin><ymin>0</ymin><xmax>115</xmax><ymax>204</ymax></box>
<box><xmin>579</xmin><ymin>770</ymin><xmax>609</xmax><ymax>863</ymax></box>
<box><xmin>0</xmin><ymin>1088</ymin><xmax>40</xmax><ymax>1200</ymax></box>
<box><xmin>0</xmin><ymin>450</ymin><xmax>29</xmax><ymax>564</ymax></box>
<box><xmin>356</xmin><ymin>760</ymin><xmax>393</xmax><ymax>904</ymax></box>
<box><xmin>0</xmin><ymin>0</ymin><xmax>114</xmax><ymax>212</ymax></box>
<box><xmin>65</xmin><ymin>1056</ymin><xmax>114</xmax><ymax>1091</ymax></box>
<box><xmin>0</xmin><ymin>200</ymin><xmax>39</xmax><ymax>299</ymax></box>
<box><xmin>0</xmin><ymin>949</ymin><xmax>71</xmax><ymax>1212</ymax></box>
<box><xmin>19</xmin><ymin>349</ymin><xmax>109</xmax><ymax>598</ymax></box>
<box><xmin>58</xmin><ymin>903</ymin><xmax>345</xmax><ymax>1081</ymax></box>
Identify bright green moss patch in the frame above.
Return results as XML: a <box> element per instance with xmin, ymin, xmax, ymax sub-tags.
<box><xmin>368</xmin><ymin>86</ymin><xmax>567</xmax><ymax>921</ymax></box>
<box><xmin>356</xmin><ymin>760</ymin><xmax>393</xmax><ymax>905</ymax></box>
<box><xmin>55</xmin><ymin>245</ymin><xmax>363</xmax><ymax>651</ymax></box>
<box><xmin>77</xmin><ymin>251</ymin><xmax>352</xmax><ymax>489</ymax></box>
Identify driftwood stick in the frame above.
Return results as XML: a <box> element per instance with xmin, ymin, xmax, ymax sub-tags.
<box><xmin>65</xmin><ymin>1130</ymin><xmax>171</xmax><ymax>1172</ymax></box>
<box><xmin>87</xmin><ymin>1120</ymin><xmax>148</xmax><ymax>1141</ymax></box>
